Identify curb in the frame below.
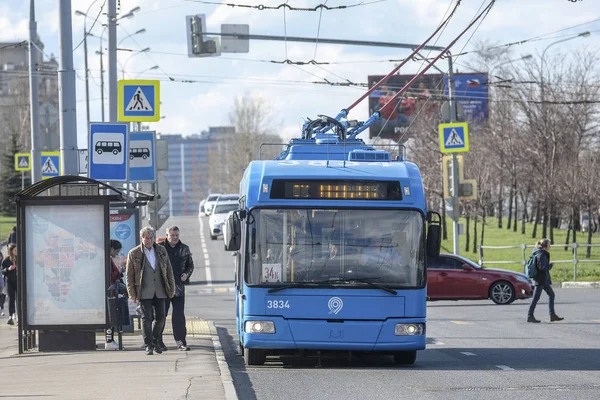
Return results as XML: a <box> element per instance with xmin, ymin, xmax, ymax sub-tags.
<box><xmin>559</xmin><ymin>281</ymin><xmax>600</xmax><ymax>289</ymax></box>
<box><xmin>209</xmin><ymin>321</ymin><xmax>238</xmax><ymax>400</ymax></box>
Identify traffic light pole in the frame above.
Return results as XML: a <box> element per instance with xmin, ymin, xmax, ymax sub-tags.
<box><xmin>447</xmin><ymin>54</ymin><xmax>461</xmax><ymax>255</ymax></box>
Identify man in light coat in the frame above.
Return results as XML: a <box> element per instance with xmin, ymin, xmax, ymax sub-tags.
<box><xmin>126</xmin><ymin>226</ymin><xmax>176</xmax><ymax>355</ymax></box>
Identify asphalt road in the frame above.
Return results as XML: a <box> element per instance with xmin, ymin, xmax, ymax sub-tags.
<box><xmin>172</xmin><ymin>215</ymin><xmax>600</xmax><ymax>400</ymax></box>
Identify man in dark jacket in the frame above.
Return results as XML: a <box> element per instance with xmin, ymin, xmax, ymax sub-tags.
<box><xmin>159</xmin><ymin>225</ymin><xmax>195</xmax><ymax>350</ymax></box>
<box><xmin>527</xmin><ymin>238</ymin><xmax>564</xmax><ymax>323</ymax></box>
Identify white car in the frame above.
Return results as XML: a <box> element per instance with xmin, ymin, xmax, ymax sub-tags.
<box><xmin>222</xmin><ymin>210</ymin><xmax>236</xmax><ymax>250</ymax></box>
<box><xmin>203</xmin><ymin>194</ymin><xmax>222</xmax><ymax>216</ymax></box>
<box><xmin>209</xmin><ymin>201</ymin><xmax>239</xmax><ymax>240</ymax></box>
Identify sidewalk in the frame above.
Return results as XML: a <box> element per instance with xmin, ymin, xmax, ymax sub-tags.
<box><xmin>0</xmin><ymin>317</ymin><xmax>237</xmax><ymax>400</ymax></box>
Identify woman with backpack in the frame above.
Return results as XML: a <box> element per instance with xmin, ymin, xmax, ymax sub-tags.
<box><xmin>527</xmin><ymin>238</ymin><xmax>564</xmax><ymax>323</ymax></box>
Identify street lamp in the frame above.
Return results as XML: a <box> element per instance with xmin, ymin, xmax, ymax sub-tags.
<box><xmin>75</xmin><ymin>0</ymin><xmax>101</xmax><ymax>127</ymax></box>
<box><xmin>120</xmin><ymin>47</ymin><xmax>151</xmax><ymax>79</ymax></box>
<box><xmin>118</xmin><ymin>28</ymin><xmax>146</xmax><ymax>46</ymax></box>
<box><xmin>488</xmin><ymin>54</ymin><xmax>533</xmax><ymax>84</ymax></box>
<box><xmin>135</xmin><ymin>65</ymin><xmax>159</xmax><ymax>79</ymax></box>
<box><xmin>541</xmin><ymin>31</ymin><xmax>591</xmax><ymax>109</ymax></box>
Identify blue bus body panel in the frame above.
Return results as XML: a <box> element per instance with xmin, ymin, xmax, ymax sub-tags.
<box><xmin>241</xmin><ymin>287</ymin><xmax>426</xmax><ymax>351</ymax></box>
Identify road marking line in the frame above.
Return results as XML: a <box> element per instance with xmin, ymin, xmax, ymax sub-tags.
<box><xmin>460</xmin><ymin>352</ymin><xmax>476</xmax><ymax>356</ymax></box>
<box><xmin>432</xmin><ymin>341</ymin><xmax>445</xmax><ymax>345</ymax></box>
<box><xmin>496</xmin><ymin>365</ymin><xmax>515</xmax><ymax>371</ymax></box>
<box><xmin>209</xmin><ymin>321</ymin><xmax>239</xmax><ymax>400</ymax></box>
<box><xmin>451</xmin><ymin>321</ymin><xmax>473</xmax><ymax>325</ymax></box>
<box><xmin>199</xmin><ymin>217</ymin><xmax>212</xmax><ymax>286</ymax></box>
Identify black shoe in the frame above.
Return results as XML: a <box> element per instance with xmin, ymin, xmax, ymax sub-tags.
<box><xmin>145</xmin><ymin>346</ymin><xmax>154</xmax><ymax>355</ymax></box>
<box><xmin>527</xmin><ymin>316</ymin><xmax>541</xmax><ymax>323</ymax></box>
<box><xmin>550</xmin><ymin>313</ymin><xmax>564</xmax><ymax>322</ymax></box>
<box><xmin>157</xmin><ymin>342</ymin><xmax>168</xmax><ymax>352</ymax></box>
<box><xmin>177</xmin><ymin>340</ymin><xmax>190</xmax><ymax>351</ymax></box>
<box><xmin>7</xmin><ymin>318</ymin><xmax>14</xmax><ymax>326</ymax></box>
<box><xmin>153</xmin><ymin>344</ymin><xmax>163</xmax><ymax>354</ymax></box>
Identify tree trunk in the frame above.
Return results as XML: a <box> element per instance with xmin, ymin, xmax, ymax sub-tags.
<box><xmin>587</xmin><ymin>203</ymin><xmax>593</xmax><ymax>258</ymax></box>
<box><xmin>441</xmin><ymin>195</ymin><xmax>448</xmax><ymax>240</ymax></box>
<box><xmin>542</xmin><ymin>197</ymin><xmax>548</xmax><ymax>239</ymax></box>
<box><xmin>480</xmin><ymin>204</ymin><xmax>487</xmax><ymax>255</ymax></box>
<box><xmin>572</xmin><ymin>207</ymin><xmax>577</xmax><ymax>250</ymax></box>
<box><xmin>507</xmin><ymin>185</ymin><xmax>514</xmax><ymax>230</ymax></box>
<box><xmin>512</xmin><ymin>186</ymin><xmax>518</xmax><ymax>232</ymax></box>
<box><xmin>473</xmin><ymin>212</ymin><xmax>478</xmax><ymax>254</ymax></box>
<box><xmin>498</xmin><ymin>180</ymin><xmax>503</xmax><ymax>228</ymax></box>
<box><xmin>549</xmin><ymin>200</ymin><xmax>555</xmax><ymax>245</ymax></box>
<box><xmin>533</xmin><ymin>201</ymin><xmax>541</xmax><ymax>239</ymax></box>
<box><xmin>521</xmin><ymin>206</ymin><xmax>527</xmax><ymax>235</ymax></box>
<box><xmin>465</xmin><ymin>214</ymin><xmax>470</xmax><ymax>253</ymax></box>
<box><xmin>564</xmin><ymin>216</ymin><xmax>571</xmax><ymax>251</ymax></box>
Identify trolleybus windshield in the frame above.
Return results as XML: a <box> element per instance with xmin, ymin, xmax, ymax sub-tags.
<box><xmin>246</xmin><ymin>208</ymin><xmax>425</xmax><ymax>288</ymax></box>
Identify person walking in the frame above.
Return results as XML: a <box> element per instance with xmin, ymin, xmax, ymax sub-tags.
<box><xmin>527</xmin><ymin>238</ymin><xmax>564</xmax><ymax>323</ymax></box>
<box><xmin>159</xmin><ymin>226</ymin><xmax>195</xmax><ymax>351</ymax></box>
<box><xmin>0</xmin><ymin>251</ymin><xmax>5</xmax><ymax>317</ymax></box>
<box><xmin>106</xmin><ymin>239</ymin><xmax>124</xmax><ymax>350</ymax></box>
<box><xmin>126</xmin><ymin>227</ymin><xmax>176</xmax><ymax>355</ymax></box>
<box><xmin>1</xmin><ymin>244</ymin><xmax>18</xmax><ymax>325</ymax></box>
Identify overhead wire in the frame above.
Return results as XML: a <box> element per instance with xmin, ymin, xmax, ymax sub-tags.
<box><xmin>183</xmin><ymin>0</ymin><xmax>389</xmax><ymax>11</ymax></box>
<box><xmin>73</xmin><ymin>1</ymin><xmax>106</xmax><ymax>52</ymax></box>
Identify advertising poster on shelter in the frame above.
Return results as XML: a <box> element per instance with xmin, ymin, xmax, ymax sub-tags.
<box><xmin>25</xmin><ymin>204</ymin><xmax>106</xmax><ymax>325</ymax></box>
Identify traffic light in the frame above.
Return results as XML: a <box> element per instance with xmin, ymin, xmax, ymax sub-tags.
<box><xmin>186</xmin><ymin>15</ymin><xmax>221</xmax><ymax>58</ymax></box>
<box><xmin>442</xmin><ymin>155</ymin><xmax>477</xmax><ymax>200</ymax></box>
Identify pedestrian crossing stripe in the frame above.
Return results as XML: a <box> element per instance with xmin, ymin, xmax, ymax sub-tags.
<box><xmin>125</xmin><ymin>87</ymin><xmax>153</xmax><ymax>112</ymax></box>
<box><xmin>445</xmin><ymin>128</ymin><xmax>464</xmax><ymax>146</ymax></box>
<box><xmin>42</xmin><ymin>156</ymin><xmax>59</xmax><ymax>174</ymax></box>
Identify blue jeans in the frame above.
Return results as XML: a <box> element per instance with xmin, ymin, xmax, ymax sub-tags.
<box><xmin>527</xmin><ymin>281</ymin><xmax>555</xmax><ymax>317</ymax></box>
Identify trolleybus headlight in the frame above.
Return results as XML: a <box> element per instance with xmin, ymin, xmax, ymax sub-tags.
<box><xmin>245</xmin><ymin>320</ymin><xmax>276</xmax><ymax>334</ymax></box>
<box><xmin>394</xmin><ymin>323</ymin><xmax>424</xmax><ymax>336</ymax></box>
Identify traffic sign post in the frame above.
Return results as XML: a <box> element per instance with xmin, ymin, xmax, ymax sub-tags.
<box><xmin>129</xmin><ymin>131</ymin><xmax>156</xmax><ymax>182</ymax></box>
<box><xmin>15</xmin><ymin>153</ymin><xmax>31</xmax><ymax>190</ymax></box>
<box><xmin>88</xmin><ymin>122</ymin><xmax>129</xmax><ymax>181</ymax></box>
<box><xmin>118</xmin><ymin>80</ymin><xmax>160</xmax><ymax>122</ymax></box>
<box><xmin>41</xmin><ymin>151</ymin><xmax>60</xmax><ymax>180</ymax></box>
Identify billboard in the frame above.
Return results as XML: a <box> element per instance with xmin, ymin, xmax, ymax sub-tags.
<box><xmin>367</xmin><ymin>72</ymin><xmax>488</xmax><ymax>141</ymax></box>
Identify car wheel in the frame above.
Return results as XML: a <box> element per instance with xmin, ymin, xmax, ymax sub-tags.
<box><xmin>245</xmin><ymin>348</ymin><xmax>266</xmax><ymax>366</ymax></box>
<box><xmin>142</xmin><ymin>154</ymin><xmax>147</xmax><ymax>159</ymax></box>
<box><xmin>112</xmin><ymin>149</ymin><xmax>119</xmax><ymax>155</ymax></box>
<box><xmin>490</xmin><ymin>280</ymin><xmax>515</xmax><ymax>305</ymax></box>
<box><xmin>393</xmin><ymin>351</ymin><xmax>417</xmax><ymax>365</ymax></box>
<box><xmin>129</xmin><ymin>155</ymin><xmax>134</xmax><ymax>160</ymax></box>
<box><xmin>210</xmin><ymin>235</ymin><xmax>217</xmax><ymax>240</ymax></box>
<box><xmin>97</xmin><ymin>149</ymin><xmax>103</xmax><ymax>155</ymax></box>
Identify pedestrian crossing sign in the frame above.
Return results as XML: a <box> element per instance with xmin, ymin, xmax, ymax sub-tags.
<box><xmin>439</xmin><ymin>122</ymin><xmax>469</xmax><ymax>153</ymax></box>
<box><xmin>118</xmin><ymin>80</ymin><xmax>160</xmax><ymax>122</ymax></box>
<box><xmin>15</xmin><ymin>153</ymin><xmax>31</xmax><ymax>171</ymax></box>
<box><xmin>41</xmin><ymin>151</ymin><xmax>60</xmax><ymax>180</ymax></box>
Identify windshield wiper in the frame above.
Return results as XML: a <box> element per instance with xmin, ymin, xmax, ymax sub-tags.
<box><xmin>314</xmin><ymin>278</ymin><xmax>398</xmax><ymax>295</ymax></box>
<box><xmin>268</xmin><ymin>282</ymin><xmax>334</xmax><ymax>293</ymax></box>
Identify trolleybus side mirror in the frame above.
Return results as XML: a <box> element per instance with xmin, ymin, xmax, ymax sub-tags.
<box><xmin>224</xmin><ymin>211</ymin><xmax>242</xmax><ymax>252</ymax></box>
<box><xmin>426</xmin><ymin>211</ymin><xmax>442</xmax><ymax>258</ymax></box>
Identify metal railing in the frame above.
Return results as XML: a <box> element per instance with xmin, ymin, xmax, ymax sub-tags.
<box><xmin>478</xmin><ymin>243</ymin><xmax>600</xmax><ymax>280</ymax></box>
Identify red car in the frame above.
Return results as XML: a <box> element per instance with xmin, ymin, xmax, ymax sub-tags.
<box><xmin>427</xmin><ymin>253</ymin><xmax>534</xmax><ymax>305</ymax></box>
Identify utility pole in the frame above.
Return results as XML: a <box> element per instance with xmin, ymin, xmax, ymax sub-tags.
<box><xmin>108</xmin><ymin>0</ymin><xmax>117</xmax><ymax>122</ymax></box>
<box><xmin>447</xmin><ymin>54</ymin><xmax>460</xmax><ymax>255</ymax></box>
<box><xmin>29</xmin><ymin>0</ymin><xmax>41</xmax><ymax>183</ymax></box>
<box><xmin>58</xmin><ymin>0</ymin><xmax>78</xmax><ymax>175</ymax></box>
<box><xmin>98</xmin><ymin>45</ymin><xmax>105</xmax><ymax>122</ymax></box>
<box><xmin>82</xmin><ymin>21</ymin><xmax>90</xmax><ymax>127</ymax></box>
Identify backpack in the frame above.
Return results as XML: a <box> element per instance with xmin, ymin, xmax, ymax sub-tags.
<box><xmin>525</xmin><ymin>253</ymin><xmax>538</xmax><ymax>278</ymax></box>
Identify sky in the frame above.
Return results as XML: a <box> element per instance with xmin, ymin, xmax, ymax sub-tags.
<box><xmin>0</xmin><ymin>0</ymin><xmax>599</xmax><ymax>149</ymax></box>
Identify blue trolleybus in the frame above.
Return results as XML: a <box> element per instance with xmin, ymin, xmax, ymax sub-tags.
<box><xmin>224</xmin><ymin>116</ymin><xmax>441</xmax><ymax>366</ymax></box>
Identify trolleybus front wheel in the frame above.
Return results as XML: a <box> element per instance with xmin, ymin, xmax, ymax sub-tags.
<box><xmin>393</xmin><ymin>350</ymin><xmax>417</xmax><ymax>365</ymax></box>
<box><xmin>245</xmin><ymin>348</ymin><xmax>266</xmax><ymax>366</ymax></box>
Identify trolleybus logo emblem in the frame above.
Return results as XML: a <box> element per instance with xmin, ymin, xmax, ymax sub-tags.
<box><xmin>328</xmin><ymin>297</ymin><xmax>343</xmax><ymax>314</ymax></box>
